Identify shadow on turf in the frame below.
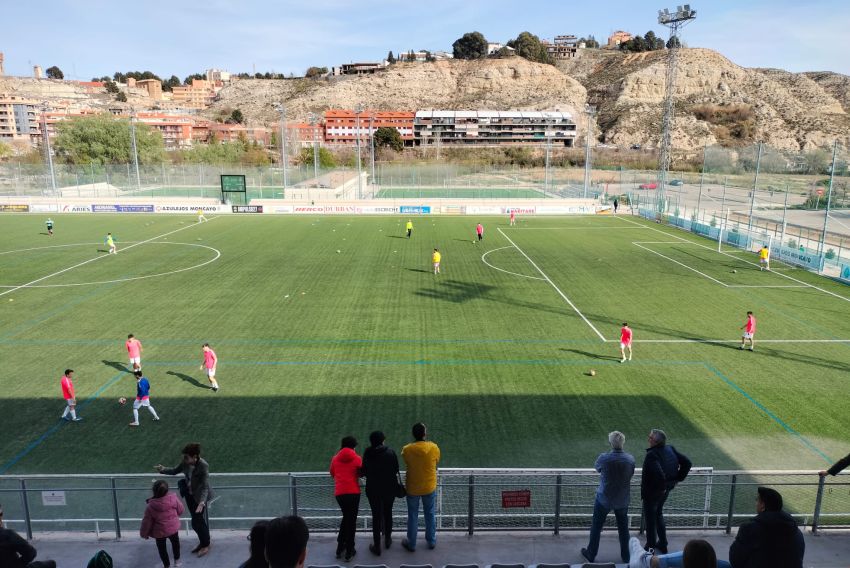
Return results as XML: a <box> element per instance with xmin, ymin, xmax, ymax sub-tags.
<box><xmin>406</xmin><ymin>268</ymin><xmax>431</xmax><ymax>274</ymax></box>
<box><xmin>102</xmin><ymin>360</ymin><xmax>131</xmax><ymax>373</ymax></box>
<box><xmin>414</xmin><ymin>280</ymin><xmax>497</xmax><ymax>303</ymax></box>
<box><xmin>386</xmin><ymin>235</ymin><xmax>406</xmax><ymax>239</ymax></box>
<box><xmin>166</xmin><ymin>371</ymin><xmax>210</xmax><ymax>390</ymax></box>
<box><xmin>561</xmin><ymin>348</ymin><xmax>621</xmax><ymax>361</ymax></box>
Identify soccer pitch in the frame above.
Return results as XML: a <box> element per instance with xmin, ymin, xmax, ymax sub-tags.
<box><xmin>1</xmin><ymin>213</ymin><xmax>848</xmax><ymax>475</ymax></box>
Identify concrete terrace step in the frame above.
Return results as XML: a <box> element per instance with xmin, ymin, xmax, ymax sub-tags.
<box><xmin>22</xmin><ymin>529</ymin><xmax>850</xmax><ymax>568</ymax></box>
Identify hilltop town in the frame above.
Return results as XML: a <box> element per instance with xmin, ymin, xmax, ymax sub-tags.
<box><xmin>1</xmin><ymin>30</ymin><xmax>849</xmax><ymax>160</ymax></box>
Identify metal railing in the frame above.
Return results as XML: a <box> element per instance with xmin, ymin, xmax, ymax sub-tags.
<box><xmin>0</xmin><ymin>469</ymin><xmax>846</xmax><ymax>539</ymax></box>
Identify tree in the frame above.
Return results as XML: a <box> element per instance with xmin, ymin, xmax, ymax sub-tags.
<box><xmin>183</xmin><ymin>73</ymin><xmax>205</xmax><ymax>84</ymax></box>
<box><xmin>46</xmin><ymin>66</ymin><xmax>64</xmax><ymax>79</ymax></box>
<box><xmin>305</xmin><ymin>66</ymin><xmax>328</xmax><ymax>78</ymax></box>
<box><xmin>507</xmin><ymin>31</ymin><xmax>552</xmax><ymax>64</ymax></box>
<box><xmin>620</xmin><ymin>35</ymin><xmax>648</xmax><ymax>52</ymax></box>
<box><xmin>53</xmin><ymin>114</ymin><xmax>164</xmax><ymax>165</ymax></box>
<box><xmin>0</xmin><ymin>141</ymin><xmax>12</xmax><ymax>158</ymax></box>
<box><xmin>666</xmin><ymin>36</ymin><xmax>681</xmax><ymax>49</ymax></box>
<box><xmin>452</xmin><ymin>31</ymin><xmax>488</xmax><ymax>60</ymax></box>
<box><xmin>163</xmin><ymin>75</ymin><xmax>181</xmax><ymax>92</ymax></box>
<box><xmin>104</xmin><ymin>80</ymin><xmax>120</xmax><ymax>93</ymax></box>
<box><xmin>424</xmin><ymin>50</ymin><xmax>436</xmax><ymax>62</ymax></box>
<box><xmin>584</xmin><ymin>35</ymin><xmax>600</xmax><ymax>48</ymax></box>
<box><xmin>387</xmin><ymin>51</ymin><xmax>396</xmax><ymax>64</ymax></box>
<box><xmin>644</xmin><ymin>31</ymin><xmax>659</xmax><ymax>50</ymax></box>
<box><xmin>230</xmin><ymin>109</ymin><xmax>244</xmax><ymax>124</ymax></box>
<box><xmin>116</xmin><ymin>91</ymin><xmax>127</xmax><ymax>102</ymax></box>
<box><xmin>374</xmin><ymin>127</ymin><xmax>403</xmax><ymax>152</ymax></box>
<box><xmin>299</xmin><ymin>146</ymin><xmax>336</xmax><ymax>168</ymax></box>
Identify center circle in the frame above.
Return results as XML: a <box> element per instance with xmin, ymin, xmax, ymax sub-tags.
<box><xmin>0</xmin><ymin>242</ymin><xmax>221</xmax><ymax>288</ymax></box>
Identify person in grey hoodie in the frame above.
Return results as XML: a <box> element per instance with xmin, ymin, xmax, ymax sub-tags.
<box><xmin>361</xmin><ymin>431</ymin><xmax>401</xmax><ymax>555</ymax></box>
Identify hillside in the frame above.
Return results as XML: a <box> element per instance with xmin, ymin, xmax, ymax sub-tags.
<box><xmin>2</xmin><ymin>48</ymin><xmax>848</xmax><ymax>153</ymax></box>
<box><xmin>204</xmin><ymin>58</ymin><xmax>588</xmax><ymax>125</ymax></box>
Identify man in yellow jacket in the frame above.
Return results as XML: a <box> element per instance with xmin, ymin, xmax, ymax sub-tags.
<box><xmin>401</xmin><ymin>423</ymin><xmax>441</xmax><ymax>551</ymax></box>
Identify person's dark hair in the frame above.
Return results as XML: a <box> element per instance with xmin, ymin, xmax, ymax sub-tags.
<box><xmin>134</xmin><ymin>370</ymin><xmax>142</xmax><ymax>378</ymax></box>
<box><xmin>65</xmin><ymin>369</ymin><xmax>73</xmax><ymax>375</ymax></box>
<box><xmin>244</xmin><ymin>519</ymin><xmax>270</xmax><ymax>568</ymax></box>
<box><xmin>203</xmin><ymin>342</ymin><xmax>210</xmax><ymax>347</ymax></box>
<box><xmin>182</xmin><ymin>443</ymin><xmax>201</xmax><ymax>458</ymax></box>
<box><xmin>266</xmin><ymin>515</ymin><xmax>309</xmax><ymax>568</ymax></box>
<box><xmin>152</xmin><ymin>480</ymin><xmax>169</xmax><ymax>498</ymax></box>
<box><xmin>412</xmin><ymin>422</ymin><xmax>426</xmax><ymax>441</ymax></box>
<box><xmin>128</xmin><ymin>333</ymin><xmax>134</xmax><ymax>339</ymax></box>
<box><xmin>340</xmin><ymin>436</ymin><xmax>357</xmax><ymax>449</ymax></box>
<box><xmin>622</xmin><ymin>322</ymin><xmax>628</xmax><ymax>327</ymax></box>
<box><xmin>757</xmin><ymin>486</ymin><xmax>783</xmax><ymax>512</ymax></box>
<box><xmin>369</xmin><ymin>430</ymin><xmax>385</xmax><ymax>448</ymax></box>
<box><xmin>682</xmin><ymin>539</ymin><xmax>717</xmax><ymax>568</ymax></box>
<box><xmin>747</xmin><ymin>311</ymin><xmax>753</xmax><ymax>315</ymax></box>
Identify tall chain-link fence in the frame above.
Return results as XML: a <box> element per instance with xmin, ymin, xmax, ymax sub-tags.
<box><xmin>0</xmin><ymin>469</ymin><xmax>846</xmax><ymax>539</ymax></box>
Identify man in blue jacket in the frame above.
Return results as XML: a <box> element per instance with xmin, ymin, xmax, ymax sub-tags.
<box><xmin>729</xmin><ymin>486</ymin><xmax>804</xmax><ymax>568</ymax></box>
<box><xmin>640</xmin><ymin>429</ymin><xmax>691</xmax><ymax>554</ymax></box>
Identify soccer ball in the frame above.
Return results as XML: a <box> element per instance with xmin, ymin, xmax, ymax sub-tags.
<box><xmin>589</xmin><ymin>369</ymin><xmax>597</xmax><ymax>377</ymax></box>
<box><xmin>118</xmin><ymin>397</ymin><xmax>127</xmax><ymax>405</ymax></box>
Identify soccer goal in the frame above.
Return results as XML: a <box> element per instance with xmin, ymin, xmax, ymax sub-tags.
<box><xmin>717</xmin><ymin>219</ymin><xmax>773</xmax><ymax>255</ymax></box>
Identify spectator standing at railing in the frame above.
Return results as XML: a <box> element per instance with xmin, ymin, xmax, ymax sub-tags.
<box><xmin>266</xmin><ymin>515</ymin><xmax>309</xmax><ymax>568</ymax></box>
<box><xmin>819</xmin><ymin>452</ymin><xmax>850</xmax><ymax>477</ymax></box>
<box><xmin>329</xmin><ymin>436</ymin><xmax>362</xmax><ymax>562</ymax></box>
<box><xmin>581</xmin><ymin>430</ymin><xmax>635</xmax><ymax>564</ymax></box>
<box><xmin>0</xmin><ymin>504</ymin><xmax>56</xmax><ymax>568</ymax></box>
<box><xmin>155</xmin><ymin>443</ymin><xmax>214</xmax><ymax>557</ymax></box>
<box><xmin>139</xmin><ymin>480</ymin><xmax>183</xmax><ymax>568</ymax></box>
<box><xmin>640</xmin><ymin>429</ymin><xmax>691</xmax><ymax>554</ymax></box>
<box><xmin>361</xmin><ymin>430</ymin><xmax>401</xmax><ymax>556</ymax></box>
<box><xmin>401</xmin><ymin>422</ymin><xmax>441</xmax><ymax>552</ymax></box>
<box><xmin>728</xmin><ymin>486</ymin><xmax>804</xmax><ymax>568</ymax></box>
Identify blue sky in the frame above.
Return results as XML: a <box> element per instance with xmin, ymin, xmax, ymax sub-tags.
<box><xmin>4</xmin><ymin>0</ymin><xmax>849</xmax><ymax>79</ymax></box>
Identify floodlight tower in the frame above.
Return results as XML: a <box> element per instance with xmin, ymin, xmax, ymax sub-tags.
<box><xmin>657</xmin><ymin>4</ymin><xmax>697</xmax><ymax>209</ymax></box>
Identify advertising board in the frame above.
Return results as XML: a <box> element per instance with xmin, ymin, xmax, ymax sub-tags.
<box><xmin>0</xmin><ymin>204</ymin><xmax>29</xmax><ymax>212</ymax></box>
<box><xmin>155</xmin><ymin>204</ymin><xmax>222</xmax><ymax>213</ymax></box>
<box><xmin>399</xmin><ymin>205</ymin><xmax>431</xmax><ymax>214</ymax></box>
<box><xmin>92</xmin><ymin>204</ymin><xmax>155</xmax><ymax>213</ymax></box>
<box><xmin>232</xmin><ymin>205</ymin><xmax>263</xmax><ymax>213</ymax></box>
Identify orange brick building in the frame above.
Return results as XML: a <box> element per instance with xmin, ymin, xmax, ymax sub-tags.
<box><xmin>323</xmin><ymin>109</ymin><xmax>414</xmax><ymax>145</ymax></box>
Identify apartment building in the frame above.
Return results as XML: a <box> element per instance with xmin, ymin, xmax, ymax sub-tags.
<box><xmin>331</xmin><ymin>62</ymin><xmax>387</xmax><ymax>76</ymax></box>
<box><xmin>544</xmin><ymin>35</ymin><xmax>579</xmax><ymax>59</ymax></box>
<box><xmin>41</xmin><ymin>108</ymin><xmax>100</xmax><ymax>138</ymax></box>
<box><xmin>0</xmin><ymin>95</ymin><xmax>40</xmax><ymax>144</ymax></box>
<box><xmin>414</xmin><ymin>110</ymin><xmax>577</xmax><ymax>146</ymax></box>
<box><xmin>323</xmin><ymin>109</ymin><xmax>414</xmax><ymax>145</ymax></box>
<box><xmin>135</xmin><ymin>79</ymin><xmax>163</xmax><ymax>100</ymax></box>
<box><xmin>170</xmin><ymin>79</ymin><xmax>216</xmax><ymax>109</ymax></box>
<box><xmin>210</xmin><ymin>123</ymin><xmax>271</xmax><ymax>146</ymax></box>
<box><xmin>134</xmin><ymin>112</ymin><xmax>195</xmax><ymax>148</ymax></box>
<box><xmin>607</xmin><ymin>30</ymin><xmax>632</xmax><ymax>47</ymax></box>
<box><xmin>287</xmin><ymin>122</ymin><xmax>324</xmax><ymax>147</ymax></box>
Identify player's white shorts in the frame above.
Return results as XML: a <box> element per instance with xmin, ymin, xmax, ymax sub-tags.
<box><xmin>620</xmin><ymin>342</ymin><xmax>632</xmax><ymax>349</ymax></box>
<box><xmin>65</xmin><ymin>398</ymin><xmax>76</xmax><ymax>406</ymax></box>
<box><xmin>742</xmin><ymin>332</ymin><xmax>754</xmax><ymax>339</ymax></box>
<box><xmin>760</xmin><ymin>258</ymin><xmax>768</xmax><ymax>264</ymax></box>
<box><xmin>129</xmin><ymin>356</ymin><xmax>141</xmax><ymax>366</ymax></box>
<box><xmin>433</xmin><ymin>262</ymin><xmax>440</xmax><ymax>269</ymax></box>
<box><xmin>206</xmin><ymin>367</ymin><xmax>216</xmax><ymax>377</ymax></box>
<box><xmin>133</xmin><ymin>398</ymin><xmax>151</xmax><ymax>409</ymax></box>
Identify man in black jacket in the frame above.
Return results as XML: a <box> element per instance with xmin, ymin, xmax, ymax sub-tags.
<box><xmin>729</xmin><ymin>486</ymin><xmax>804</xmax><ymax>568</ymax></box>
<box><xmin>361</xmin><ymin>430</ymin><xmax>402</xmax><ymax>555</ymax></box>
<box><xmin>640</xmin><ymin>429</ymin><xmax>691</xmax><ymax>554</ymax></box>
<box><xmin>155</xmin><ymin>442</ymin><xmax>214</xmax><ymax>557</ymax></box>
<box><xmin>819</xmin><ymin>452</ymin><xmax>850</xmax><ymax>477</ymax></box>
<box><xmin>0</xmin><ymin>505</ymin><xmax>56</xmax><ymax>568</ymax></box>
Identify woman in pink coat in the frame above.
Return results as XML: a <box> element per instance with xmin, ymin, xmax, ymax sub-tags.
<box><xmin>140</xmin><ymin>480</ymin><xmax>184</xmax><ymax>567</ymax></box>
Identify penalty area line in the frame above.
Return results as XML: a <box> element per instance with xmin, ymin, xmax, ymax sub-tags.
<box><xmin>497</xmin><ymin>227</ymin><xmax>606</xmax><ymax>342</ymax></box>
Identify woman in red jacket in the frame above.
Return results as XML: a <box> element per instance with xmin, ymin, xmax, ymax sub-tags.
<box><xmin>140</xmin><ymin>480</ymin><xmax>184</xmax><ymax>568</ymax></box>
<box><xmin>330</xmin><ymin>435</ymin><xmax>362</xmax><ymax>561</ymax></box>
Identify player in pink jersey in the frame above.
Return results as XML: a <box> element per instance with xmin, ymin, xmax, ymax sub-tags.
<box><xmin>740</xmin><ymin>311</ymin><xmax>756</xmax><ymax>351</ymax></box>
<box><xmin>60</xmin><ymin>369</ymin><xmax>82</xmax><ymax>421</ymax></box>
<box><xmin>619</xmin><ymin>323</ymin><xmax>633</xmax><ymax>363</ymax></box>
<box><xmin>126</xmin><ymin>333</ymin><xmax>143</xmax><ymax>372</ymax></box>
<box><xmin>201</xmin><ymin>343</ymin><xmax>219</xmax><ymax>392</ymax></box>
<box><xmin>509</xmin><ymin>210</ymin><xmax>516</xmax><ymax>226</ymax></box>
<box><xmin>476</xmin><ymin>223</ymin><xmax>484</xmax><ymax>242</ymax></box>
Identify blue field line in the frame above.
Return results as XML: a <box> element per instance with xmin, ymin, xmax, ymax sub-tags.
<box><xmin>703</xmin><ymin>363</ymin><xmax>832</xmax><ymax>463</ymax></box>
<box><xmin>0</xmin><ymin>284</ymin><xmax>114</xmax><ymax>339</ymax></box>
<box><xmin>142</xmin><ymin>358</ymin><xmax>706</xmax><ymax>367</ymax></box>
<box><xmin>0</xmin><ymin>371</ymin><xmax>127</xmax><ymax>474</ymax></box>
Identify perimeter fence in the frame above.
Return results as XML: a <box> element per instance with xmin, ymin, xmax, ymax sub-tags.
<box><xmin>0</xmin><ymin>469</ymin><xmax>846</xmax><ymax>539</ymax></box>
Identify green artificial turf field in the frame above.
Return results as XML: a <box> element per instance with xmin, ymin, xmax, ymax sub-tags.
<box><xmin>0</xmin><ymin>213</ymin><xmax>848</xmax><ymax>475</ymax></box>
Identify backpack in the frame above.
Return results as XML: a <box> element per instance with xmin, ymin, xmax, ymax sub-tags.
<box><xmin>87</xmin><ymin>549</ymin><xmax>113</xmax><ymax>568</ymax></box>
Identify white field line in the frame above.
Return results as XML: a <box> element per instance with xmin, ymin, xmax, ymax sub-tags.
<box><xmin>497</xmin><ymin>227</ymin><xmax>606</xmax><ymax>341</ymax></box>
<box><xmin>0</xmin><ymin>219</ymin><xmax>216</xmax><ymax>297</ymax></box>
<box><xmin>480</xmin><ymin>247</ymin><xmax>545</xmax><ymax>281</ymax></box>
<box><xmin>603</xmin><ymin>338</ymin><xmax>850</xmax><ymax>344</ymax></box>
<box><xmin>727</xmin><ymin>285</ymin><xmax>808</xmax><ymax>289</ymax></box>
<box><xmin>506</xmin><ymin>226</ymin><xmax>650</xmax><ymax>230</ymax></box>
<box><xmin>632</xmin><ymin>242</ymin><xmax>729</xmax><ymax>287</ymax></box>
<box><xmin>621</xmin><ymin>215</ymin><xmax>850</xmax><ymax>304</ymax></box>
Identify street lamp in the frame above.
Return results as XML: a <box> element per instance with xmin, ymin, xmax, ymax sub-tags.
<box><xmin>355</xmin><ymin>103</ymin><xmax>364</xmax><ymax>199</ymax></box>
<box><xmin>274</xmin><ymin>103</ymin><xmax>288</xmax><ymax>190</ymax></box>
<box><xmin>307</xmin><ymin>112</ymin><xmax>320</xmax><ymax>187</ymax></box>
<box><xmin>129</xmin><ymin>109</ymin><xmax>141</xmax><ymax>191</ymax></box>
<box><xmin>40</xmin><ymin>103</ymin><xmax>57</xmax><ymax>195</ymax></box>
<box><xmin>583</xmin><ymin>105</ymin><xmax>596</xmax><ymax>198</ymax></box>
<box><xmin>369</xmin><ymin>113</ymin><xmax>376</xmax><ymax>193</ymax></box>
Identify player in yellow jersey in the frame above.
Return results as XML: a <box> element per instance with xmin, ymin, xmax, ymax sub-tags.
<box><xmin>406</xmin><ymin>219</ymin><xmax>413</xmax><ymax>238</ymax></box>
<box><xmin>197</xmin><ymin>208</ymin><xmax>208</xmax><ymax>223</ymax></box>
<box><xmin>432</xmin><ymin>248</ymin><xmax>441</xmax><ymax>274</ymax></box>
<box><xmin>758</xmin><ymin>245</ymin><xmax>770</xmax><ymax>271</ymax></box>
<box><xmin>105</xmin><ymin>232</ymin><xmax>117</xmax><ymax>254</ymax></box>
